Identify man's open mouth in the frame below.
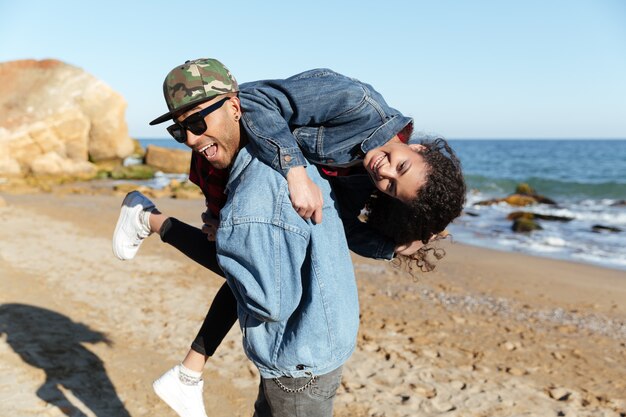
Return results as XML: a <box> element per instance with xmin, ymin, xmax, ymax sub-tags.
<box><xmin>199</xmin><ymin>143</ymin><xmax>218</xmax><ymax>159</ymax></box>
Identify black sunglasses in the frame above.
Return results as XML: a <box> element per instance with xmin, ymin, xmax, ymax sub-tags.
<box><xmin>166</xmin><ymin>97</ymin><xmax>230</xmax><ymax>143</ymax></box>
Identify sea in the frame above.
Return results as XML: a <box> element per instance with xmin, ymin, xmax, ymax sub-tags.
<box><xmin>138</xmin><ymin>138</ymin><xmax>626</xmax><ymax>271</ymax></box>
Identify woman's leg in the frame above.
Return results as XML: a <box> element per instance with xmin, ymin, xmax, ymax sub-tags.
<box><xmin>157</xmin><ymin>216</ymin><xmax>224</xmax><ymax>277</ymax></box>
<box><xmin>156</xmin><ymin>216</ymin><xmax>238</xmax><ymax>368</ymax></box>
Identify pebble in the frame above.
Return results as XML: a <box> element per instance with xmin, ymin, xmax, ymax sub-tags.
<box><xmin>421</xmin><ymin>349</ymin><xmax>440</xmax><ymax>359</ymax></box>
<box><xmin>431</xmin><ymin>398</ymin><xmax>456</xmax><ymax>412</ymax></box>
<box><xmin>548</xmin><ymin>387</ymin><xmax>572</xmax><ymax>401</ymax></box>
<box><xmin>452</xmin><ymin>315</ymin><xmax>466</xmax><ymax>324</ymax></box>
<box><xmin>507</xmin><ymin>367</ymin><xmax>528</xmax><ymax>376</ymax></box>
<box><xmin>414</xmin><ymin>384</ymin><xmax>437</xmax><ymax>399</ymax></box>
<box><xmin>502</xmin><ymin>341</ymin><xmax>517</xmax><ymax>351</ymax></box>
<box><xmin>450</xmin><ymin>380</ymin><xmax>467</xmax><ymax>391</ymax></box>
<box><xmin>551</xmin><ymin>351</ymin><xmax>566</xmax><ymax>360</ymax></box>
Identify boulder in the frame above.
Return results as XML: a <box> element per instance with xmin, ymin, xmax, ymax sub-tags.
<box><xmin>0</xmin><ymin>59</ymin><xmax>135</xmax><ymax>177</ymax></box>
<box><xmin>512</xmin><ymin>218</ymin><xmax>543</xmax><ymax>232</ymax></box>
<box><xmin>30</xmin><ymin>152</ymin><xmax>96</xmax><ymax>176</ymax></box>
<box><xmin>515</xmin><ymin>182</ymin><xmax>557</xmax><ymax>205</ymax></box>
<box><xmin>503</xmin><ymin>194</ymin><xmax>540</xmax><ymax>207</ymax></box>
<box><xmin>476</xmin><ymin>183</ymin><xmax>557</xmax><ymax>207</ymax></box>
<box><xmin>507</xmin><ymin>211</ymin><xmax>573</xmax><ymax>222</ymax></box>
<box><xmin>144</xmin><ymin>145</ymin><xmax>191</xmax><ymax>174</ymax></box>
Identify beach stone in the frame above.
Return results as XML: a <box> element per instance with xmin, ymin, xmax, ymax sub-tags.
<box><xmin>144</xmin><ymin>145</ymin><xmax>192</xmax><ymax>174</ymax></box>
<box><xmin>501</xmin><ymin>341</ymin><xmax>518</xmax><ymax>351</ymax></box>
<box><xmin>506</xmin><ymin>367</ymin><xmax>528</xmax><ymax>376</ymax></box>
<box><xmin>548</xmin><ymin>387</ymin><xmax>572</xmax><ymax>401</ymax></box>
<box><xmin>551</xmin><ymin>351</ymin><xmax>566</xmax><ymax>360</ymax></box>
<box><xmin>450</xmin><ymin>380</ymin><xmax>467</xmax><ymax>391</ymax></box>
<box><xmin>421</xmin><ymin>349</ymin><xmax>440</xmax><ymax>359</ymax></box>
<box><xmin>0</xmin><ymin>59</ymin><xmax>134</xmax><ymax>177</ymax></box>
<box><xmin>431</xmin><ymin>397</ymin><xmax>456</xmax><ymax>412</ymax></box>
<box><xmin>414</xmin><ymin>384</ymin><xmax>437</xmax><ymax>398</ymax></box>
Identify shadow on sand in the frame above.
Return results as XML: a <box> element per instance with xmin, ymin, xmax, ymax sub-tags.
<box><xmin>0</xmin><ymin>303</ymin><xmax>131</xmax><ymax>417</ymax></box>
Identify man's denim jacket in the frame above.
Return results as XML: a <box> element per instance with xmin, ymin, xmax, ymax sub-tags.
<box><xmin>216</xmin><ymin>146</ymin><xmax>360</xmax><ymax>378</ymax></box>
<box><xmin>239</xmin><ymin>69</ymin><xmax>413</xmax><ymax>260</ymax></box>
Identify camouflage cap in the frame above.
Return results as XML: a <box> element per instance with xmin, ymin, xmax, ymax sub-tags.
<box><xmin>149</xmin><ymin>58</ymin><xmax>238</xmax><ymax>125</ymax></box>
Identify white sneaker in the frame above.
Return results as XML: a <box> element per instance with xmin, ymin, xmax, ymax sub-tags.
<box><xmin>112</xmin><ymin>191</ymin><xmax>155</xmax><ymax>260</ymax></box>
<box><xmin>153</xmin><ymin>365</ymin><xmax>208</xmax><ymax>417</ymax></box>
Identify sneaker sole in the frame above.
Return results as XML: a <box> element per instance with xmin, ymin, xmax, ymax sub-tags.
<box><xmin>112</xmin><ymin>191</ymin><xmax>144</xmax><ymax>260</ymax></box>
<box><xmin>153</xmin><ymin>379</ymin><xmax>188</xmax><ymax>417</ymax></box>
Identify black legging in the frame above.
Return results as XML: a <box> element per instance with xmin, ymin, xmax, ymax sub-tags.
<box><xmin>159</xmin><ymin>217</ymin><xmax>237</xmax><ymax>356</ymax></box>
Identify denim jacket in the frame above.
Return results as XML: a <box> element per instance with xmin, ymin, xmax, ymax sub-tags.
<box><xmin>216</xmin><ymin>146</ymin><xmax>360</xmax><ymax>378</ymax></box>
<box><xmin>239</xmin><ymin>69</ymin><xmax>413</xmax><ymax>260</ymax></box>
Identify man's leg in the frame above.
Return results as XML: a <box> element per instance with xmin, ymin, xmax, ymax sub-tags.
<box><xmin>259</xmin><ymin>366</ymin><xmax>343</xmax><ymax>417</ymax></box>
<box><xmin>253</xmin><ymin>378</ymin><xmax>272</xmax><ymax>417</ymax></box>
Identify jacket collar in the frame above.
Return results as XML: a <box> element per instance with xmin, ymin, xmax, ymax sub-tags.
<box><xmin>225</xmin><ymin>145</ymin><xmax>253</xmax><ymax>194</ymax></box>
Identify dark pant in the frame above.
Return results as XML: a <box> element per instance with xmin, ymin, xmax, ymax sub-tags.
<box><xmin>159</xmin><ymin>217</ymin><xmax>238</xmax><ymax>356</ymax></box>
<box><xmin>253</xmin><ymin>366</ymin><xmax>343</xmax><ymax>417</ymax></box>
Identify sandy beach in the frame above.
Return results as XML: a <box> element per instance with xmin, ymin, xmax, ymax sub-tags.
<box><xmin>0</xmin><ymin>190</ymin><xmax>624</xmax><ymax>417</ymax></box>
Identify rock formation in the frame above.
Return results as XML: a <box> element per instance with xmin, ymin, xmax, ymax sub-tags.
<box><xmin>0</xmin><ymin>59</ymin><xmax>135</xmax><ymax>177</ymax></box>
<box><xmin>144</xmin><ymin>145</ymin><xmax>191</xmax><ymax>174</ymax></box>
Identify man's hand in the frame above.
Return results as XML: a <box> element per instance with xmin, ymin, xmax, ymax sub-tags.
<box><xmin>286</xmin><ymin>166</ymin><xmax>323</xmax><ymax>224</ymax></box>
<box><xmin>201</xmin><ymin>210</ymin><xmax>219</xmax><ymax>242</ymax></box>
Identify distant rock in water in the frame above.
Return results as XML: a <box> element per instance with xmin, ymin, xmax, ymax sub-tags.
<box><xmin>507</xmin><ymin>211</ymin><xmax>573</xmax><ymax>222</ymax></box>
<box><xmin>476</xmin><ymin>182</ymin><xmax>557</xmax><ymax>207</ymax></box>
<box><xmin>512</xmin><ymin>218</ymin><xmax>543</xmax><ymax>232</ymax></box>
<box><xmin>0</xmin><ymin>59</ymin><xmax>135</xmax><ymax>178</ymax></box>
<box><xmin>591</xmin><ymin>225</ymin><xmax>622</xmax><ymax>233</ymax></box>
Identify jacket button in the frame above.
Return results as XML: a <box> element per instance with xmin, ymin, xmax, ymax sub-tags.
<box><xmin>284</xmin><ymin>155</ymin><xmax>292</xmax><ymax>162</ymax></box>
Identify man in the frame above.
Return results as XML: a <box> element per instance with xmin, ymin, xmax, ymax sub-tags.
<box><xmin>146</xmin><ymin>59</ymin><xmax>361</xmax><ymax>417</ymax></box>
<box><xmin>114</xmin><ymin>58</ymin><xmax>464</xmax><ymax>416</ymax></box>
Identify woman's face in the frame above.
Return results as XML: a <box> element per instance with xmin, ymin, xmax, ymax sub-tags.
<box><xmin>363</xmin><ymin>142</ymin><xmax>429</xmax><ymax>204</ymax></box>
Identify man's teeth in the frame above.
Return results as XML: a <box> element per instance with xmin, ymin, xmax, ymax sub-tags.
<box><xmin>199</xmin><ymin>143</ymin><xmax>214</xmax><ymax>154</ymax></box>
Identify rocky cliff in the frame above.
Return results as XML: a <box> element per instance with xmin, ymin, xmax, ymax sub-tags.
<box><xmin>0</xmin><ymin>59</ymin><xmax>135</xmax><ymax>177</ymax></box>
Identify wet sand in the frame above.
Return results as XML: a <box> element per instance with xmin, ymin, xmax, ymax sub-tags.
<box><xmin>0</xmin><ymin>191</ymin><xmax>624</xmax><ymax>417</ymax></box>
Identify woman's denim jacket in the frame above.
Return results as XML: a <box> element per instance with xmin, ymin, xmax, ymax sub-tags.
<box><xmin>239</xmin><ymin>69</ymin><xmax>413</xmax><ymax>260</ymax></box>
<box><xmin>217</xmin><ymin>146</ymin><xmax>360</xmax><ymax>378</ymax></box>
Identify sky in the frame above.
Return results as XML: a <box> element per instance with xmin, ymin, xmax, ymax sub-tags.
<box><xmin>1</xmin><ymin>0</ymin><xmax>625</xmax><ymax>140</ymax></box>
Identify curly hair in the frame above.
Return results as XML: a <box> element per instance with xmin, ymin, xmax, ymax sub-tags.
<box><xmin>365</xmin><ymin>137</ymin><xmax>466</xmax><ymax>271</ymax></box>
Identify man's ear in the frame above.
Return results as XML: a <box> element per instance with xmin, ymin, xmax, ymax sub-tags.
<box><xmin>228</xmin><ymin>95</ymin><xmax>242</xmax><ymax>118</ymax></box>
<box><xmin>409</xmin><ymin>143</ymin><xmax>427</xmax><ymax>152</ymax></box>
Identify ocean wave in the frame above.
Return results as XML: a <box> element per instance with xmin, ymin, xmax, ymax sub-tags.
<box><xmin>464</xmin><ymin>174</ymin><xmax>626</xmax><ymax>200</ymax></box>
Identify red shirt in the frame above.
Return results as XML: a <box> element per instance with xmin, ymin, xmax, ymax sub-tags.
<box><xmin>188</xmin><ymin>153</ymin><xmax>229</xmax><ymax>218</ymax></box>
